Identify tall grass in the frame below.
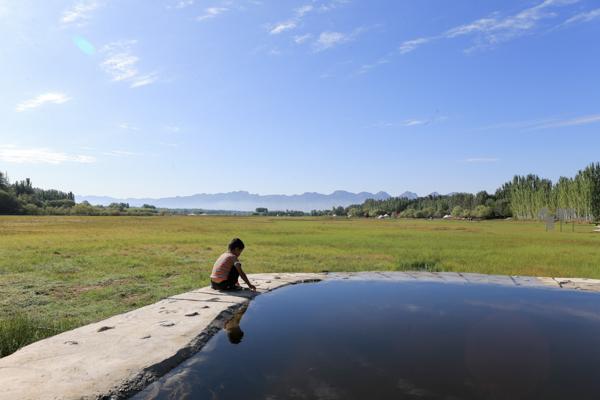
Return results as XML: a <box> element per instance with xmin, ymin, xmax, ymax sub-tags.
<box><xmin>0</xmin><ymin>314</ymin><xmax>78</xmax><ymax>358</ymax></box>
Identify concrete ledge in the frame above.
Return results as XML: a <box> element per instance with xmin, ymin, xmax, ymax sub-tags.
<box><xmin>0</xmin><ymin>273</ymin><xmax>323</xmax><ymax>400</ymax></box>
<box><xmin>1</xmin><ymin>271</ymin><xmax>600</xmax><ymax>400</ymax></box>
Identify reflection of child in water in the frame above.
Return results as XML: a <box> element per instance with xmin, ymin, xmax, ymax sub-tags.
<box><xmin>224</xmin><ymin>304</ymin><xmax>247</xmax><ymax>344</ymax></box>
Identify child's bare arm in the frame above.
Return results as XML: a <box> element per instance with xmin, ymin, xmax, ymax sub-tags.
<box><xmin>235</xmin><ymin>263</ymin><xmax>256</xmax><ymax>291</ymax></box>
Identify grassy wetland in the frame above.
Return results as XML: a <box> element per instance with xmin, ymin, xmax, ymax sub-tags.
<box><xmin>1</xmin><ymin>215</ymin><xmax>600</xmax><ymax>357</ymax></box>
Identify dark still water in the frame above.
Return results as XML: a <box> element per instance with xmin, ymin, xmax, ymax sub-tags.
<box><xmin>133</xmin><ymin>281</ymin><xmax>600</xmax><ymax>400</ymax></box>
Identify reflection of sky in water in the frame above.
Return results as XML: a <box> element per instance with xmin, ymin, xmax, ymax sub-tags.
<box><xmin>73</xmin><ymin>36</ymin><xmax>95</xmax><ymax>55</ymax></box>
<box><xmin>134</xmin><ymin>281</ymin><xmax>600</xmax><ymax>400</ymax></box>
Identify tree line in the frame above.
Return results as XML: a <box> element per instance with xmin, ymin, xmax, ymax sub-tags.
<box><xmin>339</xmin><ymin>163</ymin><xmax>600</xmax><ymax>222</ymax></box>
<box><xmin>3</xmin><ymin>163</ymin><xmax>600</xmax><ymax>221</ymax></box>
<box><xmin>0</xmin><ymin>172</ymin><xmax>160</xmax><ymax>216</ymax></box>
<box><xmin>0</xmin><ymin>173</ymin><xmax>75</xmax><ymax>214</ymax></box>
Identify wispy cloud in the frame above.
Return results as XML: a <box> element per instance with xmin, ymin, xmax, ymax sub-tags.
<box><xmin>101</xmin><ymin>40</ymin><xmax>139</xmax><ymax>81</ymax></box>
<box><xmin>295</xmin><ymin>4</ymin><xmax>314</xmax><ymax>17</ymax></box>
<box><xmin>369</xmin><ymin>115</ymin><xmax>447</xmax><ymax>129</ymax></box>
<box><xmin>16</xmin><ymin>92</ymin><xmax>71</xmax><ymax>112</ymax></box>
<box><xmin>197</xmin><ymin>7</ymin><xmax>229</xmax><ymax>21</ymax></box>
<box><xmin>313</xmin><ymin>27</ymin><xmax>365</xmax><ymax>52</ymax></box>
<box><xmin>399</xmin><ymin>38</ymin><xmax>432</xmax><ymax>54</ymax></box>
<box><xmin>399</xmin><ymin>0</ymin><xmax>580</xmax><ymax>54</ymax></box>
<box><xmin>317</xmin><ymin>0</ymin><xmax>350</xmax><ymax>12</ymax></box>
<box><xmin>403</xmin><ymin>119</ymin><xmax>428</xmax><ymax>127</ymax></box>
<box><xmin>294</xmin><ymin>33</ymin><xmax>312</xmax><ymax>44</ymax></box>
<box><xmin>100</xmin><ymin>41</ymin><xmax>158</xmax><ymax>88</ymax></box>
<box><xmin>102</xmin><ymin>150</ymin><xmax>142</xmax><ymax>157</ymax></box>
<box><xmin>0</xmin><ymin>145</ymin><xmax>95</xmax><ymax>164</ymax></box>
<box><xmin>482</xmin><ymin>113</ymin><xmax>600</xmax><ymax>131</ymax></box>
<box><xmin>356</xmin><ymin>54</ymin><xmax>391</xmax><ymax>74</ymax></box>
<box><xmin>270</xmin><ymin>20</ymin><xmax>297</xmax><ymax>34</ymax></box>
<box><xmin>61</xmin><ymin>0</ymin><xmax>101</xmax><ymax>26</ymax></box>
<box><xmin>173</xmin><ymin>0</ymin><xmax>194</xmax><ymax>9</ymax></box>
<box><xmin>268</xmin><ymin>4</ymin><xmax>312</xmax><ymax>35</ymax></box>
<box><xmin>117</xmin><ymin>123</ymin><xmax>139</xmax><ymax>131</ymax></box>
<box><xmin>314</xmin><ymin>31</ymin><xmax>346</xmax><ymax>50</ymax></box>
<box><xmin>564</xmin><ymin>8</ymin><xmax>600</xmax><ymax>24</ymax></box>
<box><xmin>269</xmin><ymin>1</ymin><xmax>350</xmax><ymax>36</ymax></box>
<box><xmin>130</xmin><ymin>72</ymin><xmax>159</xmax><ymax>88</ymax></box>
<box><xmin>531</xmin><ymin>113</ymin><xmax>600</xmax><ymax>129</ymax></box>
<box><xmin>464</xmin><ymin>157</ymin><xmax>499</xmax><ymax>163</ymax></box>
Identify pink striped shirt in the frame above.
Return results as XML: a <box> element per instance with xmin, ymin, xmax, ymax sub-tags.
<box><xmin>210</xmin><ymin>252</ymin><xmax>241</xmax><ymax>282</ymax></box>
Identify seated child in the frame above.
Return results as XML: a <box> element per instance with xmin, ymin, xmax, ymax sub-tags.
<box><xmin>210</xmin><ymin>238</ymin><xmax>256</xmax><ymax>291</ymax></box>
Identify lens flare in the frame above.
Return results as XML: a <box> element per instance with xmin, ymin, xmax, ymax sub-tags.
<box><xmin>73</xmin><ymin>36</ymin><xmax>95</xmax><ymax>55</ymax></box>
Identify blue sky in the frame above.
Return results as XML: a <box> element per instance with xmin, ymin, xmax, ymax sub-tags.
<box><xmin>1</xmin><ymin>0</ymin><xmax>599</xmax><ymax>198</ymax></box>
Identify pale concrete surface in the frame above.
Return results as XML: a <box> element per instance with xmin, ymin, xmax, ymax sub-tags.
<box><xmin>1</xmin><ymin>271</ymin><xmax>600</xmax><ymax>400</ymax></box>
<box><xmin>0</xmin><ymin>273</ymin><xmax>322</xmax><ymax>400</ymax></box>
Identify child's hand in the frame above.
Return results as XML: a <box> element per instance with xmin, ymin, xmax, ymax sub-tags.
<box><xmin>248</xmin><ymin>284</ymin><xmax>257</xmax><ymax>291</ymax></box>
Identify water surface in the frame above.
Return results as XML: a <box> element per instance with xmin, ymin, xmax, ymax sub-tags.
<box><xmin>134</xmin><ymin>280</ymin><xmax>600</xmax><ymax>399</ymax></box>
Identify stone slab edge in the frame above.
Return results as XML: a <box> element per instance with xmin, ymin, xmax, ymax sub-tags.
<box><xmin>2</xmin><ymin>271</ymin><xmax>600</xmax><ymax>400</ymax></box>
<box><xmin>0</xmin><ymin>273</ymin><xmax>323</xmax><ymax>400</ymax></box>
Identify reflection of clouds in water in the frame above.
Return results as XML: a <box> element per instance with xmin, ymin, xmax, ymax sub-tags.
<box><xmin>267</xmin><ymin>378</ymin><xmax>342</xmax><ymax>400</ymax></box>
<box><xmin>135</xmin><ymin>351</ymin><xmax>215</xmax><ymax>399</ymax></box>
<box><xmin>312</xmin><ymin>380</ymin><xmax>342</xmax><ymax>400</ymax></box>
<box><xmin>464</xmin><ymin>299</ymin><xmax>600</xmax><ymax>322</ymax></box>
<box><xmin>397</xmin><ymin>378</ymin><xmax>431</xmax><ymax>397</ymax></box>
<box><xmin>397</xmin><ymin>378</ymin><xmax>463</xmax><ymax>399</ymax></box>
<box><xmin>404</xmin><ymin>304</ymin><xmax>422</xmax><ymax>313</ymax></box>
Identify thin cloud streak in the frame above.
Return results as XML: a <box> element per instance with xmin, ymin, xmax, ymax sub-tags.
<box><xmin>399</xmin><ymin>38</ymin><xmax>432</xmax><ymax>54</ymax></box>
<box><xmin>268</xmin><ymin>3</ymin><xmax>311</xmax><ymax>35</ymax></box>
<box><xmin>369</xmin><ymin>115</ymin><xmax>447</xmax><ymax>129</ymax></box>
<box><xmin>174</xmin><ymin>0</ymin><xmax>194</xmax><ymax>9</ymax></box>
<box><xmin>532</xmin><ymin>114</ymin><xmax>600</xmax><ymax>130</ymax></box>
<box><xmin>197</xmin><ymin>7</ymin><xmax>228</xmax><ymax>21</ymax></box>
<box><xmin>270</xmin><ymin>20</ymin><xmax>297</xmax><ymax>34</ymax></box>
<box><xmin>294</xmin><ymin>33</ymin><xmax>312</xmax><ymax>44</ymax></box>
<box><xmin>403</xmin><ymin>119</ymin><xmax>427</xmax><ymax>127</ymax></box>
<box><xmin>399</xmin><ymin>0</ymin><xmax>580</xmax><ymax>54</ymax></box>
<box><xmin>117</xmin><ymin>123</ymin><xmax>139</xmax><ymax>131</ymax></box>
<box><xmin>16</xmin><ymin>93</ymin><xmax>71</xmax><ymax>112</ymax></box>
<box><xmin>268</xmin><ymin>1</ymin><xmax>349</xmax><ymax>36</ymax></box>
<box><xmin>0</xmin><ymin>145</ymin><xmax>95</xmax><ymax>164</ymax></box>
<box><xmin>482</xmin><ymin>113</ymin><xmax>600</xmax><ymax>131</ymax></box>
<box><xmin>130</xmin><ymin>72</ymin><xmax>159</xmax><ymax>88</ymax></box>
<box><xmin>61</xmin><ymin>0</ymin><xmax>101</xmax><ymax>26</ymax></box>
<box><xmin>565</xmin><ymin>8</ymin><xmax>600</xmax><ymax>24</ymax></box>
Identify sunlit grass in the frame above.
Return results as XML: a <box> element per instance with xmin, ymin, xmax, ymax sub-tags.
<box><xmin>1</xmin><ymin>215</ymin><xmax>599</xmax><ymax>357</ymax></box>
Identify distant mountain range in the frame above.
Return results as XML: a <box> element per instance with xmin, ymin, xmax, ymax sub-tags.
<box><xmin>76</xmin><ymin>190</ymin><xmax>421</xmax><ymax>212</ymax></box>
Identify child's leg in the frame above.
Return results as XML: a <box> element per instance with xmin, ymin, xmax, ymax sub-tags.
<box><xmin>226</xmin><ymin>266</ymin><xmax>240</xmax><ymax>287</ymax></box>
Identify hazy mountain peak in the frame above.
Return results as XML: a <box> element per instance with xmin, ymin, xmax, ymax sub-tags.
<box><xmin>76</xmin><ymin>190</ymin><xmax>396</xmax><ymax>212</ymax></box>
<box><xmin>399</xmin><ymin>191</ymin><xmax>418</xmax><ymax>200</ymax></box>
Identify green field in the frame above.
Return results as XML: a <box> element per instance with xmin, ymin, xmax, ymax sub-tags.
<box><xmin>1</xmin><ymin>215</ymin><xmax>599</xmax><ymax>357</ymax></box>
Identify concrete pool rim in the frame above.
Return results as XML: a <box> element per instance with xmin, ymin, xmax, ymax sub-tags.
<box><xmin>2</xmin><ymin>271</ymin><xmax>600</xmax><ymax>400</ymax></box>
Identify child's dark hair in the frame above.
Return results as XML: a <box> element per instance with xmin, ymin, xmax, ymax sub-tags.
<box><xmin>228</xmin><ymin>238</ymin><xmax>245</xmax><ymax>251</ymax></box>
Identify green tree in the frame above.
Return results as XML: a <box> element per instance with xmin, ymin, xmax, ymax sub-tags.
<box><xmin>451</xmin><ymin>206</ymin><xmax>464</xmax><ymax>218</ymax></box>
<box><xmin>0</xmin><ymin>190</ymin><xmax>20</xmax><ymax>214</ymax></box>
<box><xmin>0</xmin><ymin>172</ymin><xmax>8</xmax><ymax>191</ymax></box>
